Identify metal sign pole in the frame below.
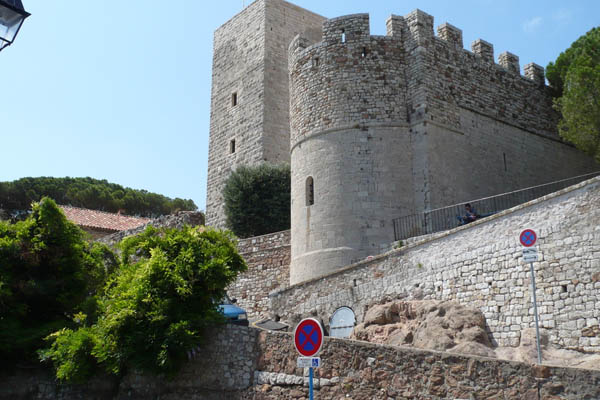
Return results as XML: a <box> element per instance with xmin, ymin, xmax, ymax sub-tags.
<box><xmin>309</xmin><ymin>367</ymin><xmax>314</xmax><ymax>400</ymax></box>
<box><xmin>529</xmin><ymin>261</ymin><xmax>542</xmax><ymax>364</ymax></box>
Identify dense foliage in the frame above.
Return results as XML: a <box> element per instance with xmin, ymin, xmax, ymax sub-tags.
<box><xmin>0</xmin><ymin>198</ymin><xmax>111</xmax><ymax>366</ymax></box>
<box><xmin>0</xmin><ymin>177</ymin><xmax>197</xmax><ymax>218</ymax></box>
<box><xmin>223</xmin><ymin>163</ymin><xmax>291</xmax><ymax>238</ymax></box>
<box><xmin>547</xmin><ymin>27</ymin><xmax>600</xmax><ymax>163</ymax></box>
<box><xmin>546</xmin><ymin>27</ymin><xmax>600</xmax><ymax>97</ymax></box>
<box><xmin>40</xmin><ymin>225</ymin><xmax>246</xmax><ymax>382</ymax></box>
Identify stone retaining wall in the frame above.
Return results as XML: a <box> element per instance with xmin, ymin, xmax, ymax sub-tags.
<box><xmin>271</xmin><ymin>176</ymin><xmax>600</xmax><ymax>352</ymax></box>
<box><xmin>3</xmin><ymin>326</ymin><xmax>599</xmax><ymax>400</ymax></box>
<box><xmin>229</xmin><ymin>230</ymin><xmax>291</xmax><ymax>319</ymax></box>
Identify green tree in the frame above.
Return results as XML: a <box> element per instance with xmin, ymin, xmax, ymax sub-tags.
<box><xmin>546</xmin><ymin>27</ymin><xmax>600</xmax><ymax>97</ymax></box>
<box><xmin>0</xmin><ymin>198</ymin><xmax>110</xmax><ymax>366</ymax></box>
<box><xmin>223</xmin><ymin>163</ymin><xmax>291</xmax><ymax>238</ymax></box>
<box><xmin>0</xmin><ymin>177</ymin><xmax>200</xmax><ymax>218</ymax></box>
<box><xmin>41</xmin><ymin>225</ymin><xmax>246</xmax><ymax>382</ymax></box>
<box><xmin>555</xmin><ymin>56</ymin><xmax>600</xmax><ymax>162</ymax></box>
<box><xmin>548</xmin><ymin>27</ymin><xmax>600</xmax><ymax>162</ymax></box>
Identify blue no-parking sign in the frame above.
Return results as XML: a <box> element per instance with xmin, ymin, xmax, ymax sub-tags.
<box><xmin>294</xmin><ymin>318</ymin><xmax>324</xmax><ymax>357</ymax></box>
<box><xmin>519</xmin><ymin>229</ymin><xmax>537</xmax><ymax>247</ymax></box>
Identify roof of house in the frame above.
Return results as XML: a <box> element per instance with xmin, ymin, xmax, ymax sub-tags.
<box><xmin>59</xmin><ymin>205</ymin><xmax>152</xmax><ymax>232</ymax></box>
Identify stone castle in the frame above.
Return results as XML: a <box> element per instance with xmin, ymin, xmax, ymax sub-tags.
<box><xmin>206</xmin><ymin>0</ymin><xmax>597</xmax><ymax>285</ymax></box>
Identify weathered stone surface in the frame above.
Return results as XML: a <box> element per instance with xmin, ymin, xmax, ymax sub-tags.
<box><xmin>288</xmin><ymin>9</ymin><xmax>597</xmax><ymax>283</ymax></box>
<box><xmin>229</xmin><ymin>230</ymin><xmax>291</xmax><ymax>319</ymax></box>
<box><xmin>4</xmin><ymin>326</ymin><xmax>599</xmax><ymax>399</ymax></box>
<box><xmin>205</xmin><ymin>0</ymin><xmax>325</xmax><ymax>229</ymax></box>
<box><xmin>272</xmin><ymin>176</ymin><xmax>600</xmax><ymax>353</ymax></box>
<box><xmin>352</xmin><ymin>300</ymin><xmax>494</xmax><ymax>356</ymax></box>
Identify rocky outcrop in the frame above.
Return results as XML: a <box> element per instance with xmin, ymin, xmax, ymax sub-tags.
<box><xmin>351</xmin><ymin>300</ymin><xmax>496</xmax><ymax>358</ymax></box>
<box><xmin>352</xmin><ymin>300</ymin><xmax>600</xmax><ymax>370</ymax></box>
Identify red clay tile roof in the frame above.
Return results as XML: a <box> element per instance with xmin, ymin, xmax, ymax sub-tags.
<box><xmin>59</xmin><ymin>205</ymin><xmax>152</xmax><ymax>232</ymax></box>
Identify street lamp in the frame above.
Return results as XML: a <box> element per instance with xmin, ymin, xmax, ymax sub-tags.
<box><xmin>0</xmin><ymin>0</ymin><xmax>30</xmax><ymax>52</ymax></box>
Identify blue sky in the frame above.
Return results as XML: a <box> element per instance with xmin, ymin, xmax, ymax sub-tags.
<box><xmin>1</xmin><ymin>1</ymin><xmax>598</xmax><ymax>211</ymax></box>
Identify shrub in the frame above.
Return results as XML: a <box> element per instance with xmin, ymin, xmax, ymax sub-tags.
<box><xmin>223</xmin><ymin>163</ymin><xmax>290</xmax><ymax>238</ymax></box>
<box><xmin>0</xmin><ymin>198</ymin><xmax>109</xmax><ymax>366</ymax></box>
<box><xmin>41</xmin><ymin>225</ymin><xmax>247</xmax><ymax>381</ymax></box>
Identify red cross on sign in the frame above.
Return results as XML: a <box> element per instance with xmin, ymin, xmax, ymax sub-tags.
<box><xmin>294</xmin><ymin>318</ymin><xmax>324</xmax><ymax>357</ymax></box>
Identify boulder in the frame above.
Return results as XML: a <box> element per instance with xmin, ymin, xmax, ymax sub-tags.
<box><xmin>351</xmin><ymin>300</ymin><xmax>493</xmax><ymax>355</ymax></box>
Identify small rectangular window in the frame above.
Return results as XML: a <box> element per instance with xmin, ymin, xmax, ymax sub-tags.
<box><xmin>231</xmin><ymin>92</ymin><xmax>237</xmax><ymax>107</ymax></box>
<box><xmin>230</xmin><ymin>139</ymin><xmax>236</xmax><ymax>154</ymax></box>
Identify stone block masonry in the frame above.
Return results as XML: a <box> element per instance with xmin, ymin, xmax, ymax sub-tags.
<box><xmin>3</xmin><ymin>326</ymin><xmax>599</xmax><ymax>399</ymax></box>
<box><xmin>205</xmin><ymin>0</ymin><xmax>324</xmax><ymax>229</ymax></box>
<box><xmin>288</xmin><ymin>9</ymin><xmax>598</xmax><ymax>284</ymax></box>
<box><xmin>229</xmin><ymin>230</ymin><xmax>291</xmax><ymax>319</ymax></box>
<box><xmin>272</xmin><ymin>176</ymin><xmax>600</xmax><ymax>352</ymax></box>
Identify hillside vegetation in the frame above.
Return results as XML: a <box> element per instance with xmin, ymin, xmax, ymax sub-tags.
<box><xmin>0</xmin><ymin>177</ymin><xmax>197</xmax><ymax>218</ymax></box>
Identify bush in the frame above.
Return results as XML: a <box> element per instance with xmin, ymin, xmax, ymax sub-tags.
<box><xmin>41</xmin><ymin>225</ymin><xmax>247</xmax><ymax>381</ymax></box>
<box><xmin>223</xmin><ymin>163</ymin><xmax>290</xmax><ymax>238</ymax></box>
<box><xmin>0</xmin><ymin>198</ymin><xmax>109</xmax><ymax>366</ymax></box>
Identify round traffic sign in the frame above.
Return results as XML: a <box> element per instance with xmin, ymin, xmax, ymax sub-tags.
<box><xmin>520</xmin><ymin>229</ymin><xmax>537</xmax><ymax>247</ymax></box>
<box><xmin>294</xmin><ymin>318</ymin><xmax>324</xmax><ymax>357</ymax></box>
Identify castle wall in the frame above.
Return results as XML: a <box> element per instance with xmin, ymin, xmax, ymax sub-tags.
<box><xmin>272</xmin><ymin>176</ymin><xmax>600</xmax><ymax>352</ymax></box>
<box><xmin>402</xmin><ymin>12</ymin><xmax>599</xmax><ymax>208</ymax></box>
<box><xmin>287</xmin><ymin>10</ymin><xmax>598</xmax><ymax>283</ymax></box>
<box><xmin>205</xmin><ymin>0</ymin><xmax>324</xmax><ymax>229</ymax></box>
<box><xmin>425</xmin><ymin>111</ymin><xmax>599</xmax><ymax>208</ymax></box>
<box><xmin>228</xmin><ymin>230</ymin><xmax>290</xmax><ymax>319</ymax></box>
<box><xmin>290</xmin><ymin>126</ymin><xmax>414</xmax><ymax>284</ymax></box>
<box><xmin>4</xmin><ymin>326</ymin><xmax>600</xmax><ymax>399</ymax></box>
<box><xmin>289</xmin><ymin>15</ymin><xmax>408</xmax><ymax>147</ymax></box>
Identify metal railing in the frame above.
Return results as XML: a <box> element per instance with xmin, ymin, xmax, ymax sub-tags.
<box><xmin>392</xmin><ymin>171</ymin><xmax>600</xmax><ymax>242</ymax></box>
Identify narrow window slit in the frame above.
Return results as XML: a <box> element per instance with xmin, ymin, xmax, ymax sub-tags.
<box><xmin>229</xmin><ymin>139</ymin><xmax>236</xmax><ymax>154</ymax></box>
<box><xmin>306</xmin><ymin>176</ymin><xmax>314</xmax><ymax>206</ymax></box>
<box><xmin>341</xmin><ymin>29</ymin><xmax>346</xmax><ymax>43</ymax></box>
<box><xmin>231</xmin><ymin>92</ymin><xmax>238</xmax><ymax>107</ymax></box>
<box><xmin>361</xmin><ymin>47</ymin><xmax>367</xmax><ymax>58</ymax></box>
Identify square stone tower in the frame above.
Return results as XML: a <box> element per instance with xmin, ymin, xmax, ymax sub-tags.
<box><xmin>205</xmin><ymin>0</ymin><xmax>324</xmax><ymax>228</ymax></box>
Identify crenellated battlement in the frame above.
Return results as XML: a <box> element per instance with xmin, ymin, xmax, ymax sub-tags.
<box><xmin>322</xmin><ymin>13</ymin><xmax>370</xmax><ymax>44</ymax></box>
<box><xmin>292</xmin><ymin>10</ymin><xmax>548</xmax><ymax>83</ymax></box>
<box><xmin>289</xmin><ymin>9</ymin><xmax>557</xmax><ymax>144</ymax></box>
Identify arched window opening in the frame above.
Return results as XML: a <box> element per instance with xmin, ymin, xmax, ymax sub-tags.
<box><xmin>306</xmin><ymin>176</ymin><xmax>314</xmax><ymax>206</ymax></box>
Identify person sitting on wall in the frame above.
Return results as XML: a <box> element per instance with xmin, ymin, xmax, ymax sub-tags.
<box><xmin>458</xmin><ymin>203</ymin><xmax>479</xmax><ymax>225</ymax></box>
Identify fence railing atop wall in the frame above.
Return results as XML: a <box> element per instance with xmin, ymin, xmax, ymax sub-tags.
<box><xmin>392</xmin><ymin>172</ymin><xmax>600</xmax><ymax>242</ymax></box>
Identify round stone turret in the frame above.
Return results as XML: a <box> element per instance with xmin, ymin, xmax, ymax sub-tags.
<box><xmin>288</xmin><ymin>14</ymin><xmax>415</xmax><ymax>284</ymax></box>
